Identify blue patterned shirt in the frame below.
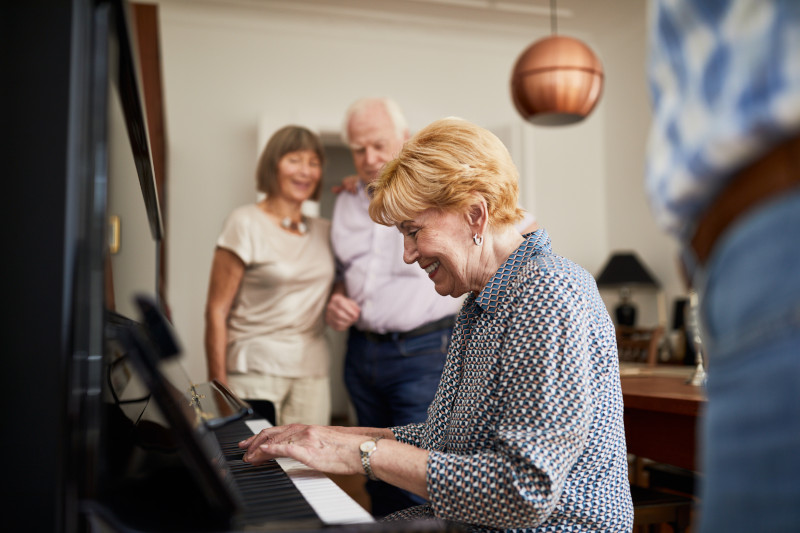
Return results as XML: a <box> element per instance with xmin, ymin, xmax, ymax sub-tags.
<box><xmin>646</xmin><ymin>0</ymin><xmax>800</xmax><ymax>240</ymax></box>
<box><xmin>390</xmin><ymin>231</ymin><xmax>632</xmax><ymax>532</ymax></box>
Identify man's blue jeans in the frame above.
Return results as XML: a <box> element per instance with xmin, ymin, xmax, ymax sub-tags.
<box><xmin>344</xmin><ymin>326</ymin><xmax>450</xmax><ymax>517</ymax></box>
<box><xmin>690</xmin><ymin>190</ymin><xmax>800</xmax><ymax>533</ymax></box>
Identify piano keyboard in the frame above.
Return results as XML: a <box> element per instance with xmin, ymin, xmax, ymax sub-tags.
<box><xmin>212</xmin><ymin>418</ymin><xmax>375</xmax><ymax>527</ymax></box>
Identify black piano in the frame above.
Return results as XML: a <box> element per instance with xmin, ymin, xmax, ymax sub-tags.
<box><xmin>3</xmin><ymin>1</ymin><xmax>454</xmax><ymax>531</ymax></box>
<box><xmin>92</xmin><ymin>296</ymin><xmax>414</xmax><ymax>532</ymax></box>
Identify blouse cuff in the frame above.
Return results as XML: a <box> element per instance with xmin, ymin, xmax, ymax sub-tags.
<box><xmin>389</xmin><ymin>423</ymin><xmax>425</xmax><ymax>446</ymax></box>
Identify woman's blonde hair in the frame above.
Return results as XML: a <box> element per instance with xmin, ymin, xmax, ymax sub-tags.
<box><xmin>256</xmin><ymin>125</ymin><xmax>325</xmax><ymax>201</ymax></box>
<box><xmin>369</xmin><ymin>117</ymin><xmax>524</xmax><ymax>227</ymax></box>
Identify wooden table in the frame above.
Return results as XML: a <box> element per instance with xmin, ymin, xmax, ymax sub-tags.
<box><xmin>620</xmin><ymin>365</ymin><xmax>706</xmax><ymax>472</ymax></box>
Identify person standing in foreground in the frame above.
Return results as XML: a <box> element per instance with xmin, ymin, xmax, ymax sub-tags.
<box><xmin>646</xmin><ymin>1</ymin><xmax>800</xmax><ymax>531</ymax></box>
<box><xmin>205</xmin><ymin>126</ymin><xmax>334</xmax><ymax>426</ymax></box>
<box><xmin>241</xmin><ymin>117</ymin><xmax>632</xmax><ymax>532</ymax></box>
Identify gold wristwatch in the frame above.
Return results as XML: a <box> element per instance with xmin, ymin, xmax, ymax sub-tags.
<box><xmin>359</xmin><ymin>436</ymin><xmax>384</xmax><ymax>481</ymax></box>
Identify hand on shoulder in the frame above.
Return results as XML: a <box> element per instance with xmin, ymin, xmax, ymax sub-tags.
<box><xmin>331</xmin><ymin>175</ymin><xmax>359</xmax><ymax>195</ymax></box>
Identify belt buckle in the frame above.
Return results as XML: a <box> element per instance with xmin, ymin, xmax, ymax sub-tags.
<box><xmin>363</xmin><ymin>330</ymin><xmax>391</xmax><ymax>343</ymax></box>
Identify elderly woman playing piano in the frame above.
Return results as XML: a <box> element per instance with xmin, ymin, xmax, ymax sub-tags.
<box><xmin>241</xmin><ymin>117</ymin><xmax>633</xmax><ymax>532</ymax></box>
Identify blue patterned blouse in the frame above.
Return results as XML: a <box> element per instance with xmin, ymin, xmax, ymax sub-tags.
<box><xmin>390</xmin><ymin>230</ymin><xmax>632</xmax><ymax>532</ymax></box>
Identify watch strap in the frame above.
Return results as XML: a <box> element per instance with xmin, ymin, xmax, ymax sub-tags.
<box><xmin>360</xmin><ymin>436</ymin><xmax>384</xmax><ymax>481</ymax></box>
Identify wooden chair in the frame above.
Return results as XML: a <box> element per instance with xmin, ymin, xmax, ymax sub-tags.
<box><xmin>619</xmin><ymin>326</ymin><xmax>695</xmax><ymax>531</ymax></box>
<box><xmin>646</xmin><ymin>463</ymin><xmax>696</xmax><ymax>497</ymax></box>
<box><xmin>630</xmin><ymin>461</ymin><xmax>698</xmax><ymax>532</ymax></box>
<box><xmin>631</xmin><ymin>484</ymin><xmax>693</xmax><ymax>533</ymax></box>
<box><xmin>617</xmin><ymin>326</ymin><xmax>664</xmax><ymax>366</ymax></box>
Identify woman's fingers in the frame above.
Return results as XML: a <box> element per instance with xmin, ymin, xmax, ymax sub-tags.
<box><xmin>241</xmin><ymin>425</ymin><xmax>307</xmax><ymax>463</ymax></box>
<box><xmin>242</xmin><ymin>426</ymin><xmax>367</xmax><ymax>476</ymax></box>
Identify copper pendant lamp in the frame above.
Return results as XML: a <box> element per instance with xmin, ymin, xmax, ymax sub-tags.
<box><xmin>510</xmin><ymin>0</ymin><xmax>604</xmax><ymax>126</ymax></box>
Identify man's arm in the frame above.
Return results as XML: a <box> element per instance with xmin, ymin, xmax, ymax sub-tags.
<box><xmin>325</xmin><ymin>281</ymin><xmax>361</xmax><ymax>331</ymax></box>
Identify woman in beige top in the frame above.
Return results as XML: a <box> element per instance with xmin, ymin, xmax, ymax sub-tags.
<box><xmin>205</xmin><ymin>126</ymin><xmax>335</xmax><ymax>425</ymax></box>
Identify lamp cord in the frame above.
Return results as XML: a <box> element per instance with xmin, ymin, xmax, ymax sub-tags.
<box><xmin>550</xmin><ymin>0</ymin><xmax>558</xmax><ymax>35</ymax></box>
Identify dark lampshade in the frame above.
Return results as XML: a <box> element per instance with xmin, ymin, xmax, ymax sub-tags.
<box><xmin>595</xmin><ymin>252</ymin><xmax>660</xmax><ymax>288</ymax></box>
<box><xmin>596</xmin><ymin>253</ymin><xmax>659</xmax><ymax>327</ymax></box>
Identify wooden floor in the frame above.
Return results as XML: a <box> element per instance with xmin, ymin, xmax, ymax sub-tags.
<box><xmin>242</xmin><ymin>413</ymin><xmax>373</xmax><ymax>517</ymax></box>
<box><xmin>328</xmin><ymin>472</ymin><xmax>371</xmax><ymax>513</ymax></box>
<box><xmin>325</xmin><ymin>416</ymin><xmax>372</xmax><ymax>513</ymax></box>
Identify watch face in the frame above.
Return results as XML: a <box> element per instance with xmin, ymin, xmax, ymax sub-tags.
<box><xmin>360</xmin><ymin>440</ymin><xmax>377</xmax><ymax>453</ymax></box>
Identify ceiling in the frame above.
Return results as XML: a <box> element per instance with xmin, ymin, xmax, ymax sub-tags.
<box><xmin>199</xmin><ymin>0</ymin><xmax>629</xmax><ymax>37</ymax></box>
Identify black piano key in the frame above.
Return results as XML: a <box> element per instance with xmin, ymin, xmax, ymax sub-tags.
<box><xmin>211</xmin><ymin>419</ymin><xmax>320</xmax><ymax>525</ymax></box>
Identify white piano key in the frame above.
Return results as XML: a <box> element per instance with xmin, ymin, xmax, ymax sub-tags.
<box><xmin>245</xmin><ymin>419</ymin><xmax>375</xmax><ymax>525</ymax></box>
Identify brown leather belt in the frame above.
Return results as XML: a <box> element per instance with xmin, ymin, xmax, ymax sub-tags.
<box><xmin>690</xmin><ymin>133</ymin><xmax>800</xmax><ymax>266</ymax></box>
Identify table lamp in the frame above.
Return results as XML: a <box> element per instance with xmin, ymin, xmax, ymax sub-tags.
<box><xmin>595</xmin><ymin>252</ymin><xmax>660</xmax><ymax>327</ymax></box>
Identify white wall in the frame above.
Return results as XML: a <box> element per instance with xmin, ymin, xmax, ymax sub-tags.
<box><xmin>147</xmin><ymin>0</ymin><xmax>683</xmax><ymax>388</ymax></box>
<box><xmin>595</xmin><ymin>3</ymin><xmax>681</xmax><ymax>327</ymax></box>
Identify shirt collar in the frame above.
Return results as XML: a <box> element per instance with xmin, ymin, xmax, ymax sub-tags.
<box><xmin>474</xmin><ymin>229</ymin><xmax>551</xmax><ymax>316</ymax></box>
<box><xmin>356</xmin><ymin>178</ymin><xmax>368</xmax><ymax>197</ymax></box>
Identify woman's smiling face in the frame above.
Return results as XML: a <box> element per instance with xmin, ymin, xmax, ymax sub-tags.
<box><xmin>275</xmin><ymin>149</ymin><xmax>321</xmax><ymax>203</ymax></box>
<box><xmin>399</xmin><ymin>208</ymin><xmax>478</xmax><ymax>298</ymax></box>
